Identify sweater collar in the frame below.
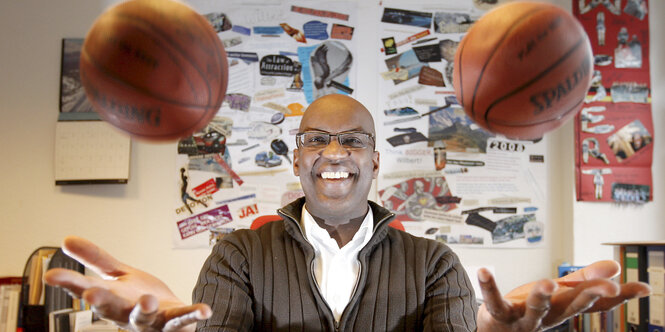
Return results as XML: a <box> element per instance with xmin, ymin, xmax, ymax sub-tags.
<box><xmin>278</xmin><ymin>197</ymin><xmax>396</xmax><ymax>246</ymax></box>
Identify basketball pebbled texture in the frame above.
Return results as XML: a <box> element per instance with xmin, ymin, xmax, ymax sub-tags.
<box><xmin>453</xmin><ymin>1</ymin><xmax>593</xmax><ymax>140</ymax></box>
<box><xmin>80</xmin><ymin>0</ymin><xmax>228</xmax><ymax>141</ymax></box>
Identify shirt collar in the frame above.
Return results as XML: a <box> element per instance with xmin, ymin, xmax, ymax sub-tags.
<box><xmin>301</xmin><ymin>204</ymin><xmax>374</xmax><ymax>250</ymax></box>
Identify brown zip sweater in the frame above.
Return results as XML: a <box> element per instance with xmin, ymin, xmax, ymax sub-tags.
<box><xmin>194</xmin><ymin>197</ymin><xmax>477</xmax><ymax>331</ymax></box>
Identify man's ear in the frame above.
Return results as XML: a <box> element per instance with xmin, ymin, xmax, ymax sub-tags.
<box><xmin>372</xmin><ymin>150</ymin><xmax>380</xmax><ymax>179</ymax></box>
<box><xmin>293</xmin><ymin>148</ymin><xmax>300</xmax><ymax>176</ymax></box>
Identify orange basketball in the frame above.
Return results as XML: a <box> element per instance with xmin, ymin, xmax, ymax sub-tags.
<box><xmin>453</xmin><ymin>2</ymin><xmax>592</xmax><ymax>140</ymax></box>
<box><xmin>80</xmin><ymin>0</ymin><xmax>228</xmax><ymax>141</ymax></box>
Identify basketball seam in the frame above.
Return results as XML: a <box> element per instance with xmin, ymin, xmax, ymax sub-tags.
<box><xmin>114</xmin><ymin>11</ymin><xmax>214</xmax><ymax>108</ymax></box>
<box><xmin>82</xmin><ymin>49</ymin><xmax>211</xmax><ymax>139</ymax></box>
<box><xmin>483</xmin><ymin>37</ymin><xmax>587</xmax><ymax>128</ymax></box>
<box><xmin>469</xmin><ymin>6</ymin><xmax>550</xmax><ymax>120</ymax></box>
<box><xmin>456</xmin><ymin>37</ymin><xmax>467</xmax><ymax>108</ymax></box>
<box><xmin>488</xmin><ymin>94</ymin><xmax>584</xmax><ymax>128</ymax></box>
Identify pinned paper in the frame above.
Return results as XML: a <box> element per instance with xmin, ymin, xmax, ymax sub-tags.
<box><xmin>232</xmin><ymin>25</ymin><xmax>251</xmax><ymax>36</ymax></box>
<box><xmin>287</xmin><ymin>103</ymin><xmax>305</xmax><ymax>116</ymax></box>
<box><xmin>382</xmin><ymin>37</ymin><xmax>397</xmax><ymax>55</ymax></box>
<box><xmin>418</xmin><ymin>67</ymin><xmax>445</xmax><ymax>87</ymax></box>
<box><xmin>413</xmin><ymin>44</ymin><xmax>442</xmax><ymax>62</ymax></box>
<box><xmin>384</xmin><ymin>49</ymin><xmax>427</xmax><ymax>84</ymax></box>
<box><xmin>381</xmin><ymin>8</ymin><xmax>432</xmax><ymax>28</ymax></box>
<box><xmin>303</xmin><ymin>21</ymin><xmax>329</xmax><ymax>40</ymax></box>
<box><xmin>227</xmin><ymin>52</ymin><xmax>259</xmax><ymax>63</ymax></box>
<box><xmin>380</xmin><ymin>68</ymin><xmax>409</xmax><ymax>81</ymax></box>
<box><xmin>291</xmin><ymin>5</ymin><xmax>349</xmax><ymax>21</ymax></box>
<box><xmin>331</xmin><ymin>24</ymin><xmax>354</xmax><ymax>40</ymax></box>
<box><xmin>177</xmin><ymin>205</ymin><xmax>232</xmax><ymax>240</ymax></box>
<box><xmin>204</xmin><ymin>12</ymin><xmax>232</xmax><ymax>32</ymax></box>
<box><xmin>280</xmin><ymin>23</ymin><xmax>307</xmax><ymax>43</ymax></box>
<box><xmin>253</xmin><ymin>26</ymin><xmax>284</xmax><ymax>35</ymax></box>
<box><xmin>224</xmin><ymin>93</ymin><xmax>251</xmax><ymax>111</ymax></box>
<box><xmin>260</xmin><ymin>55</ymin><xmax>301</xmax><ymax>77</ymax></box>
<box><xmin>254</xmin><ymin>88</ymin><xmax>285</xmax><ymax>102</ymax></box>
<box><xmin>223</xmin><ymin>37</ymin><xmax>242</xmax><ymax>48</ymax></box>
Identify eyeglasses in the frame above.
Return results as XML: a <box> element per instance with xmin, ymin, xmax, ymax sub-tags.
<box><xmin>295</xmin><ymin>131</ymin><xmax>375</xmax><ymax>150</ymax></box>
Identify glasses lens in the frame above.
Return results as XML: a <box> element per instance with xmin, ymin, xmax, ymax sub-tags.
<box><xmin>339</xmin><ymin>132</ymin><xmax>370</xmax><ymax>149</ymax></box>
<box><xmin>301</xmin><ymin>132</ymin><xmax>330</xmax><ymax>147</ymax></box>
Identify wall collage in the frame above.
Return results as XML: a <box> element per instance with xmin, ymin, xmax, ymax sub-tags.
<box><xmin>573</xmin><ymin>0</ymin><xmax>653</xmax><ymax>203</ymax></box>
<box><xmin>170</xmin><ymin>0</ymin><xmax>652</xmax><ymax>249</ymax></box>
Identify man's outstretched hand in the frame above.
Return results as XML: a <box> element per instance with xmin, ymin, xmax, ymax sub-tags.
<box><xmin>476</xmin><ymin>260</ymin><xmax>651</xmax><ymax>332</ymax></box>
<box><xmin>44</xmin><ymin>236</ymin><xmax>211</xmax><ymax>332</ymax></box>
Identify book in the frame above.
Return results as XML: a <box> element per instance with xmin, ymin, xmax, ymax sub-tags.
<box><xmin>69</xmin><ymin>309</ymin><xmax>93</xmax><ymax>332</ymax></box>
<box><xmin>48</xmin><ymin>308</ymin><xmax>73</xmax><ymax>332</ymax></box>
<box><xmin>27</xmin><ymin>248</ymin><xmax>57</xmax><ymax>305</ymax></box>
<box><xmin>625</xmin><ymin>245</ymin><xmax>649</xmax><ymax>332</ymax></box>
<box><xmin>5</xmin><ymin>286</ymin><xmax>20</xmax><ymax>332</ymax></box>
<box><xmin>0</xmin><ymin>284</ymin><xmax>20</xmax><ymax>332</ymax></box>
<box><xmin>647</xmin><ymin>246</ymin><xmax>665</xmax><ymax>332</ymax></box>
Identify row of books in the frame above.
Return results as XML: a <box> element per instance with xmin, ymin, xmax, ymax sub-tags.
<box><xmin>606</xmin><ymin>241</ymin><xmax>665</xmax><ymax>332</ymax></box>
<box><xmin>569</xmin><ymin>310</ymin><xmax>621</xmax><ymax>331</ymax></box>
<box><xmin>20</xmin><ymin>247</ymin><xmax>86</xmax><ymax>332</ymax></box>
<box><xmin>0</xmin><ymin>277</ymin><xmax>23</xmax><ymax>332</ymax></box>
<box><xmin>548</xmin><ymin>242</ymin><xmax>665</xmax><ymax>332</ymax></box>
<box><xmin>49</xmin><ymin>309</ymin><xmax>122</xmax><ymax>332</ymax></box>
<box><xmin>26</xmin><ymin>249</ymin><xmax>58</xmax><ymax>306</ymax></box>
<box><xmin>554</xmin><ymin>242</ymin><xmax>665</xmax><ymax>332</ymax></box>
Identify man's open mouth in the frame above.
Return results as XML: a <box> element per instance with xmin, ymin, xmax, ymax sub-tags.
<box><xmin>320</xmin><ymin>171</ymin><xmax>351</xmax><ymax>179</ymax></box>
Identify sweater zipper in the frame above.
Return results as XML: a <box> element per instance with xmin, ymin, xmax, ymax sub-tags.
<box><xmin>279</xmin><ymin>209</ymin><xmax>340</xmax><ymax>331</ymax></box>
<box><xmin>336</xmin><ymin>212</ymin><xmax>395</xmax><ymax>329</ymax></box>
<box><xmin>279</xmin><ymin>207</ymin><xmax>395</xmax><ymax>331</ymax></box>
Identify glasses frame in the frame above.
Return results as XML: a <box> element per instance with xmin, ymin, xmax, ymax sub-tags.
<box><xmin>295</xmin><ymin>130</ymin><xmax>376</xmax><ymax>150</ymax></box>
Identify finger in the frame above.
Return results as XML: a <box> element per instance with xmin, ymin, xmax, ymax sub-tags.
<box><xmin>587</xmin><ymin>281</ymin><xmax>651</xmax><ymax>312</ymax></box>
<box><xmin>521</xmin><ymin>280</ymin><xmax>556</xmax><ymax>331</ymax></box>
<box><xmin>557</xmin><ymin>281</ymin><xmax>616</xmax><ymax>319</ymax></box>
<box><xmin>83</xmin><ymin>287</ymin><xmax>134</xmax><ymax>324</ymax></box>
<box><xmin>477</xmin><ymin>268</ymin><xmax>516</xmax><ymax>322</ymax></box>
<box><xmin>62</xmin><ymin>236</ymin><xmax>127</xmax><ymax>278</ymax></box>
<box><xmin>44</xmin><ymin>268</ymin><xmax>104</xmax><ymax>298</ymax></box>
<box><xmin>557</xmin><ymin>260</ymin><xmax>620</xmax><ymax>285</ymax></box>
<box><xmin>129</xmin><ymin>295</ymin><xmax>160</xmax><ymax>332</ymax></box>
<box><xmin>163</xmin><ymin>304</ymin><xmax>212</xmax><ymax>332</ymax></box>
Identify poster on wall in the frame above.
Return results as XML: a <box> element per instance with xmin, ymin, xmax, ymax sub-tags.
<box><xmin>375</xmin><ymin>1</ymin><xmax>548</xmax><ymax>248</ymax></box>
<box><xmin>572</xmin><ymin>0</ymin><xmax>653</xmax><ymax>203</ymax></box>
<box><xmin>173</xmin><ymin>1</ymin><xmax>358</xmax><ymax>248</ymax></box>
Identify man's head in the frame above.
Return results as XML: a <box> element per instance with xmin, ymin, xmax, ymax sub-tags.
<box><xmin>293</xmin><ymin>94</ymin><xmax>379</xmax><ymax>223</ymax></box>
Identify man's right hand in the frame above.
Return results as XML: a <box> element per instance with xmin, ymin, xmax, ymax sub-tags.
<box><xmin>44</xmin><ymin>236</ymin><xmax>211</xmax><ymax>332</ymax></box>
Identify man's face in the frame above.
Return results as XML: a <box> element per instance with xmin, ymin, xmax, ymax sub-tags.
<box><xmin>293</xmin><ymin>95</ymin><xmax>379</xmax><ymax>221</ymax></box>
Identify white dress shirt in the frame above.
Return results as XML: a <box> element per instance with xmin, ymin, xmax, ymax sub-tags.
<box><xmin>301</xmin><ymin>205</ymin><xmax>374</xmax><ymax>321</ymax></box>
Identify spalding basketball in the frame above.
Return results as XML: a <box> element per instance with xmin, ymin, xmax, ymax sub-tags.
<box><xmin>453</xmin><ymin>2</ymin><xmax>592</xmax><ymax>140</ymax></box>
<box><xmin>80</xmin><ymin>0</ymin><xmax>228</xmax><ymax>141</ymax></box>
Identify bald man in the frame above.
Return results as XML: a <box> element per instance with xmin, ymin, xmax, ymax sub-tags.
<box><xmin>46</xmin><ymin>95</ymin><xmax>649</xmax><ymax>332</ymax></box>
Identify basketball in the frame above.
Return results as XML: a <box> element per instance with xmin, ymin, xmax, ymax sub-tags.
<box><xmin>80</xmin><ymin>0</ymin><xmax>228</xmax><ymax>141</ymax></box>
<box><xmin>453</xmin><ymin>1</ymin><xmax>592</xmax><ymax>140</ymax></box>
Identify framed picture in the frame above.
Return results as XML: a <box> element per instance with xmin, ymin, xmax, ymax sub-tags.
<box><xmin>59</xmin><ymin>38</ymin><xmax>94</xmax><ymax>113</ymax></box>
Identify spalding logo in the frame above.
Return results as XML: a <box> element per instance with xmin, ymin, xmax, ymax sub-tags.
<box><xmin>529</xmin><ymin>55</ymin><xmax>590</xmax><ymax>116</ymax></box>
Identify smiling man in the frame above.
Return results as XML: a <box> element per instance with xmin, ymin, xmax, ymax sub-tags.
<box><xmin>46</xmin><ymin>94</ymin><xmax>650</xmax><ymax>332</ymax></box>
<box><xmin>194</xmin><ymin>94</ymin><xmax>477</xmax><ymax>330</ymax></box>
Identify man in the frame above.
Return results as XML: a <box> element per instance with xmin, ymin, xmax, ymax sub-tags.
<box><xmin>46</xmin><ymin>95</ymin><xmax>650</xmax><ymax>331</ymax></box>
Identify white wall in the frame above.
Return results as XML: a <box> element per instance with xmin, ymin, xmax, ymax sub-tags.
<box><xmin>0</xmin><ymin>0</ymin><xmax>660</xmax><ymax>304</ymax></box>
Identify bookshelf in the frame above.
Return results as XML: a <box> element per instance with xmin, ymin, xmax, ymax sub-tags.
<box><xmin>18</xmin><ymin>247</ymin><xmax>85</xmax><ymax>332</ymax></box>
<box><xmin>604</xmin><ymin>241</ymin><xmax>665</xmax><ymax>332</ymax></box>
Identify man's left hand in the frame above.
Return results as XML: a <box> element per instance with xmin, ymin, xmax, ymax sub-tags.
<box><xmin>475</xmin><ymin>260</ymin><xmax>651</xmax><ymax>332</ymax></box>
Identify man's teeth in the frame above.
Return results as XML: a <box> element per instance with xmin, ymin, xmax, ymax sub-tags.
<box><xmin>321</xmin><ymin>171</ymin><xmax>350</xmax><ymax>179</ymax></box>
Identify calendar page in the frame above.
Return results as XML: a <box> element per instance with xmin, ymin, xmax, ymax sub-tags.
<box><xmin>54</xmin><ymin>121</ymin><xmax>131</xmax><ymax>185</ymax></box>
